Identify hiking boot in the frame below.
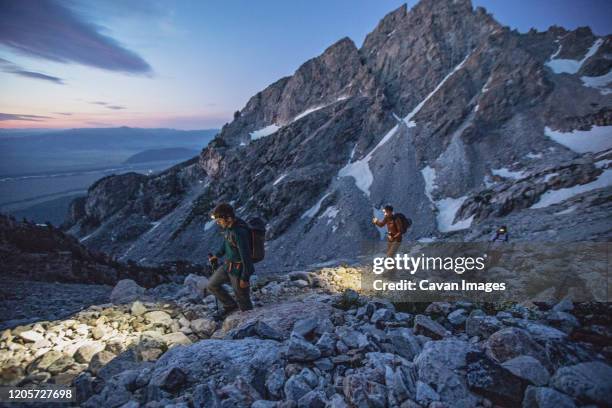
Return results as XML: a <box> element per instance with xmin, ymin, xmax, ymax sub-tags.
<box><xmin>212</xmin><ymin>307</ymin><xmax>237</xmax><ymax>322</ymax></box>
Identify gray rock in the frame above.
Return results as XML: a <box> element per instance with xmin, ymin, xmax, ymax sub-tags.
<box><xmin>131</xmin><ymin>300</ymin><xmax>147</xmax><ymax>316</ymax></box>
<box><xmin>150</xmin><ymin>366</ymin><xmax>187</xmax><ymax>392</ymax></box>
<box><xmin>291</xmin><ymin>317</ymin><xmax>319</xmax><ymax>338</ymax></box>
<box><xmin>413</xmin><ymin>315</ymin><xmax>450</xmax><ymax>339</ymax></box>
<box><xmin>144</xmin><ymin>311</ymin><xmax>173</xmax><ymax>326</ymax></box>
<box><xmin>550</xmin><ymin>362</ymin><xmax>612</xmax><ymax>405</ymax></box>
<box><xmin>387</xmin><ymin>328</ymin><xmax>422</xmax><ymax>360</ymax></box>
<box><xmin>252</xmin><ymin>401</ymin><xmax>278</xmax><ymax>408</ymax></box>
<box><xmin>74</xmin><ymin>342</ymin><xmax>105</xmax><ymax>364</ymax></box>
<box><xmin>334</xmin><ymin>326</ymin><xmax>368</xmax><ymax>349</ymax></box>
<box><xmin>162</xmin><ymin>332</ymin><xmax>192</xmax><ymax>347</ymax></box>
<box><xmin>447</xmin><ymin>308</ymin><xmax>468</xmax><ymax>326</ymax></box>
<box><xmin>415</xmin><ymin>340</ymin><xmax>478</xmax><ymax>408</ymax></box>
<box><xmin>465</xmin><ymin>315</ymin><xmax>503</xmax><ymax>339</ymax></box>
<box><xmin>265</xmin><ymin>367</ymin><xmax>285</xmax><ymax>399</ymax></box>
<box><xmin>466</xmin><ymin>351</ymin><xmax>526</xmax><ymax>407</ymax></box>
<box><xmin>110</xmin><ymin>279</ymin><xmax>145</xmax><ymax>304</ymax></box>
<box><xmin>297</xmin><ymin>390</ymin><xmax>326</xmax><ymax>408</ymax></box>
<box><xmin>502</xmin><ymin>355</ymin><xmax>550</xmax><ymax>386</ymax></box>
<box><xmin>415</xmin><ymin>380</ymin><xmax>440</xmax><ymax>405</ymax></box>
<box><xmin>190</xmin><ymin>318</ymin><xmax>217</xmax><ymax>338</ymax></box>
<box><xmin>315</xmin><ymin>332</ymin><xmax>336</xmax><ymax>356</ymax></box>
<box><xmin>523</xmin><ymin>386</ymin><xmax>577</xmax><ymax>408</ymax></box>
<box><xmin>287</xmin><ymin>334</ymin><xmax>321</xmax><ymax>362</ymax></box>
<box><xmin>370</xmin><ymin>308</ymin><xmax>393</xmax><ymax>326</ymax></box>
<box><xmin>486</xmin><ymin>327</ymin><xmax>548</xmax><ymax>365</ymax></box>
<box><xmin>88</xmin><ymin>350</ymin><xmax>116</xmax><ymax>375</ymax></box>
<box><xmin>183</xmin><ymin>274</ymin><xmax>208</xmax><ymax>298</ymax></box>
<box><xmin>284</xmin><ymin>374</ymin><xmax>312</xmax><ymax>402</ymax></box>
<box><xmin>17</xmin><ymin>330</ymin><xmax>44</xmax><ymax>343</ymax></box>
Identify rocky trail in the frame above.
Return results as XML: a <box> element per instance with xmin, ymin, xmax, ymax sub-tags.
<box><xmin>1</xmin><ymin>267</ymin><xmax>611</xmax><ymax>408</ymax></box>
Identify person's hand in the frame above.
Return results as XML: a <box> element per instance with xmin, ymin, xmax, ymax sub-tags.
<box><xmin>239</xmin><ymin>279</ymin><xmax>249</xmax><ymax>289</ymax></box>
<box><xmin>372</xmin><ymin>217</ymin><xmax>378</xmax><ymax>224</ymax></box>
<box><xmin>208</xmin><ymin>254</ymin><xmax>217</xmax><ymax>261</ymax></box>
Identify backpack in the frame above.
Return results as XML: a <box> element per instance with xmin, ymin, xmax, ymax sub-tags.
<box><xmin>394</xmin><ymin>213</ymin><xmax>412</xmax><ymax>234</ymax></box>
<box><xmin>246</xmin><ymin>217</ymin><xmax>266</xmax><ymax>263</ymax></box>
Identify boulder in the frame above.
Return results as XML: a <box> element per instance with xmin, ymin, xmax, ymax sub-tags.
<box><xmin>502</xmin><ymin>355</ymin><xmax>550</xmax><ymax>386</ymax></box>
<box><xmin>183</xmin><ymin>274</ymin><xmax>209</xmax><ymax>298</ymax></box>
<box><xmin>88</xmin><ymin>350</ymin><xmax>116</xmax><ymax>375</ymax></box>
<box><xmin>220</xmin><ymin>300</ymin><xmax>333</xmax><ymax>339</ymax></box>
<box><xmin>110</xmin><ymin>279</ymin><xmax>145</xmax><ymax>304</ymax></box>
<box><xmin>465</xmin><ymin>315</ymin><xmax>503</xmax><ymax>339</ymax></box>
<box><xmin>17</xmin><ymin>330</ymin><xmax>45</xmax><ymax>343</ymax></box>
<box><xmin>144</xmin><ymin>311</ymin><xmax>173</xmax><ymax>326</ymax></box>
<box><xmin>413</xmin><ymin>315</ymin><xmax>450</xmax><ymax>339</ymax></box>
<box><xmin>287</xmin><ymin>335</ymin><xmax>321</xmax><ymax>362</ymax></box>
<box><xmin>190</xmin><ymin>318</ymin><xmax>217</xmax><ymax>338</ymax></box>
<box><xmin>447</xmin><ymin>308</ymin><xmax>468</xmax><ymax>326</ymax></box>
<box><xmin>550</xmin><ymin>362</ymin><xmax>612</xmax><ymax>406</ymax></box>
<box><xmin>131</xmin><ymin>301</ymin><xmax>147</xmax><ymax>316</ymax></box>
<box><xmin>284</xmin><ymin>373</ymin><xmax>313</xmax><ymax>402</ymax></box>
<box><xmin>522</xmin><ymin>386</ymin><xmax>577</xmax><ymax>408</ymax></box>
<box><xmin>230</xmin><ymin>320</ymin><xmax>284</xmax><ymax>341</ymax></box>
<box><xmin>162</xmin><ymin>332</ymin><xmax>192</xmax><ymax>347</ymax></box>
<box><xmin>486</xmin><ymin>328</ymin><xmax>548</xmax><ymax>365</ymax></box>
<box><xmin>466</xmin><ymin>351</ymin><xmax>527</xmax><ymax>406</ymax></box>
<box><xmin>147</xmin><ymin>338</ymin><xmax>283</xmax><ymax>394</ymax></box>
<box><xmin>74</xmin><ymin>342</ymin><xmax>105</xmax><ymax>364</ymax></box>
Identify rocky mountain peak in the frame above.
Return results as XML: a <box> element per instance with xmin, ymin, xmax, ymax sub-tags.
<box><xmin>64</xmin><ymin>0</ymin><xmax>612</xmax><ymax>271</ymax></box>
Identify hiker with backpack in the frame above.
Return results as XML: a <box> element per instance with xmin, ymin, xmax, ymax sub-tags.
<box><xmin>207</xmin><ymin>202</ymin><xmax>265</xmax><ymax>320</ymax></box>
<box><xmin>372</xmin><ymin>205</ymin><xmax>411</xmax><ymax>258</ymax></box>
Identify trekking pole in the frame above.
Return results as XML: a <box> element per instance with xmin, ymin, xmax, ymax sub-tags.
<box><xmin>208</xmin><ymin>253</ymin><xmax>219</xmax><ymax>313</ymax></box>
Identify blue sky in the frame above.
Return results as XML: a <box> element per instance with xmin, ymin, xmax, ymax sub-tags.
<box><xmin>0</xmin><ymin>0</ymin><xmax>610</xmax><ymax>129</ymax></box>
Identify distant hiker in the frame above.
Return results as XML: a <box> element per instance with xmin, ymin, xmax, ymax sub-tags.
<box><xmin>372</xmin><ymin>205</ymin><xmax>411</xmax><ymax>258</ymax></box>
<box><xmin>207</xmin><ymin>203</ymin><xmax>254</xmax><ymax>320</ymax></box>
<box><xmin>490</xmin><ymin>225</ymin><xmax>509</xmax><ymax>242</ymax></box>
<box><xmin>488</xmin><ymin>225</ymin><xmax>509</xmax><ymax>266</ymax></box>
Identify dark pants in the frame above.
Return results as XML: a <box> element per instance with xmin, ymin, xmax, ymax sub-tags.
<box><xmin>386</xmin><ymin>241</ymin><xmax>401</xmax><ymax>258</ymax></box>
<box><xmin>207</xmin><ymin>265</ymin><xmax>253</xmax><ymax>312</ymax></box>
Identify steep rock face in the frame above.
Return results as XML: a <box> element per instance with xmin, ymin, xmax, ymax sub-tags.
<box><xmin>65</xmin><ymin>0</ymin><xmax>612</xmax><ymax>271</ymax></box>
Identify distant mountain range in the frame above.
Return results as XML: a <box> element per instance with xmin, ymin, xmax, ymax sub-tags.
<box><xmin>0</xmin><ymin>127</ymin><xmax>218</xmax><ymax>176</ymax></box>
<box><xmin>64</xmin><ymin>0</ymin><xmax>612</xmax><ymax>271</ymax></box>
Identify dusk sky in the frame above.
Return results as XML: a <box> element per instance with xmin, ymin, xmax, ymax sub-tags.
<box><xmin>1</xmin><ymin>0</ymin><xmax>610</xmax><ymax>130</ymax></box>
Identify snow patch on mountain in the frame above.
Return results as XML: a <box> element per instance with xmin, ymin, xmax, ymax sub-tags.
<box><xmin>250</xmin><ymin>124</ymin><xmax>279</xmax><ymax>140</ymax></box>
<box><xmin>531</xmin><ymin>168</ymin><xmax>612</xmax><ymax>209</ymax></box>
<box><xmin>337</xmin><ymin>125</ymin><xmax>400</xmax><ymax>197</ymax></box>
<box><xmin>320</xmin><ymin>206</ymin><xmax>339</xmax><ymax>222</ymax></box>
<box><xmin>421</xmin><ymin>165</ymin><xmax>437</xmax><ymax>202</ymax></box>
<box><xmin>436</xmin><ymin>196</ymin><xmax>474</xmax><ymax>232</ymax></box>
<box><xmin>545</xmin><ymin>125</ymin><xmax>612</xmax><ymax>153</ymax></box>
<box><xmin>420</xmin><ymin>165</ymin><xmax>472</xmax><ymax>232</ymax></box>
<box><xmin>404</xmin><ymin>52</ymin><xmax>473</xmax><ymax>127</ymax></box>
<box><xmin>491</xmin><ymin>167</ymin><xmax>528</xmax><ymax>180</ymax></box>
<box><xmin>581</xmin><ymin>70</ymin><xmax>612</xmax><ymax>95</ymax></box>
<box><xmin>545</xmin><ymin>38</ymin><xmax>603</xmax><ymax>74</ymax></box>
<box><xmin>273</xmin><ymin>173</ymin><xmax>287</xmax><ymax>186</ymax></box>
<box><xmin>526</xmin><ymin>152</ymin><xmax>543</xmax><ymax>159</ymax></box>
<box><xmin>301</xmin><ymin>192</ymin><xmax>332</xmax><ymax>218</ymax></box>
